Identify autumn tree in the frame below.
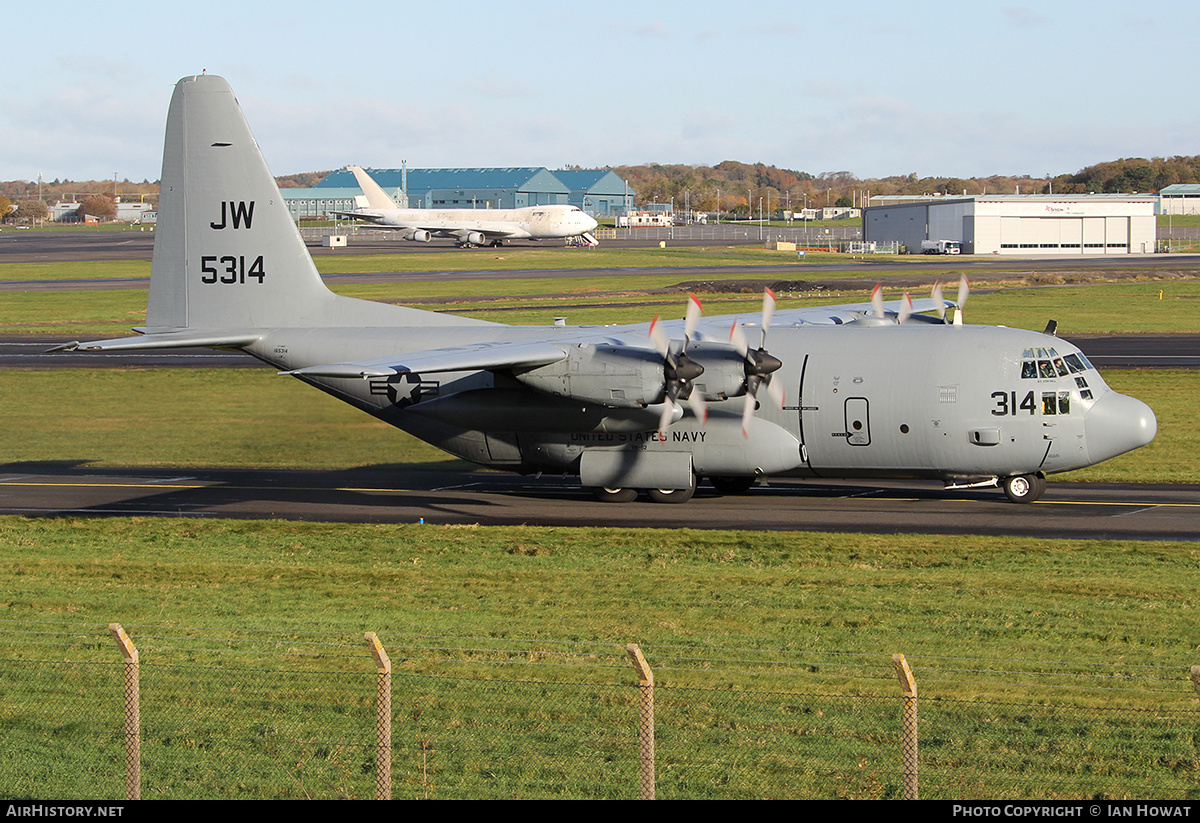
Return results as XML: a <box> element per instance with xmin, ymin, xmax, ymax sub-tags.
<box><xmin>77</xmin><ymin>193</ymin><xmax>117</xmax><ymax>221</ymax></box>
<box><xmin>14</xmin><ymin>200</ymin><xmax>48</xmax><ymax>223</ymax></box>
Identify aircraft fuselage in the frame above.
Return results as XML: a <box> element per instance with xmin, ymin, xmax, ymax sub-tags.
<box><xmin>243</xmin><ymin>321</ymin><xmax>1155</xmax><ymax>491</ymax></box>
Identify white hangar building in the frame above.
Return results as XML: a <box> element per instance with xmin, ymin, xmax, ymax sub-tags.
<box><xmin>864</xmin><ymin>194</ymin><xmax>1157</xmax><ymax>255</ymax></box>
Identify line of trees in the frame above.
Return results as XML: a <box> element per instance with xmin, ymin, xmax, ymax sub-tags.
<box><xmin>5</xmin><ymin>155</ymin><xmax>1199</xmax><ymax>224</ymax></box>
<box><xmin>0</xmin><ymin>193</ymin><xmax>117</xmax><ymax>224</ymax></box>
<box><xmin>606</xmin><ymin>156</ymin><xmax>1200</xmax><ymax>215</ymax></box>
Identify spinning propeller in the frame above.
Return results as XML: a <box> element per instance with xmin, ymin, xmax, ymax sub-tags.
<box><xmin>932</xmin><ymin>276</ymin><xmax>969</xmax><ymax>324</ymax></box>
<box><xmin>871</xmin><ymin>276</ymin><xmax>967</xmax><ymax>325</ymax></box>
<box><xmin>649</xmin><ymin>294</ymin><xmax>707</xmax><ymax>437</ymax></box>
<box><xmin>953</xmin><ymin>275</ymin><xmax>969</xmax><ymax>325</ymax></box>
<box><xmin>729</xmin><ymin>288</ymin><xmax>785</xmax><ymax>438</ymax></box>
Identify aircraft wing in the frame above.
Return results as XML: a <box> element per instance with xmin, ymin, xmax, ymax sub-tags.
<box><xmin>282</xmin><ymin>340</ymin><xmax>569</xmax><ymax>379</ymax></box>
<box><xmin>331</xmin><ymin>210</ymin><xmax>385</xmax><ymax>224</ymax></box>
<box><xmin>769</xmin><ymin>296</ymin><xmax>950</xmax><ymax>325</ymax></box>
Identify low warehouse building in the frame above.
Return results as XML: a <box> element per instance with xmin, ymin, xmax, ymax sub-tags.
<box><xmin>865</xmin><ymin>194</ymin><xmax>1157</xmax><ymax>255</ymax></box>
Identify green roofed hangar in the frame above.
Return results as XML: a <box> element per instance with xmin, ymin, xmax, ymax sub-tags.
<box><xmin>281</xmin><ymin>166</ymin><xmax>635</xmax><ymax>220</ymax></box>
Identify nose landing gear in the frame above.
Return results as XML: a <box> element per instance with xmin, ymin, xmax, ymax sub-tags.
<box><xmin>1003</xmin><ymin>473</ymin><xmax>1047</xmax><ymax>504</ymax></box>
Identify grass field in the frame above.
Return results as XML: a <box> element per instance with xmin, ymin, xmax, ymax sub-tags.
<box><xmin>1</xmin><ymin>519</ymin><xmax>1198</xmax><ymax>798</ymax></box>
<box><xmin>7</xmin><ymin>270</ymin><xmax>1200</xmax><ymax>337</ymax></box>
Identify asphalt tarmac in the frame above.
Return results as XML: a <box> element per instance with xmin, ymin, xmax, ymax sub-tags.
<box><xmin>2</xmin><ymin>465</ymin><xmax>1197</xmax><ymax>541</ymax></box>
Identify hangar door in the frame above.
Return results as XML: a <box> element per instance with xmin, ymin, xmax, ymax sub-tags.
<box><xmin>999</xmin><ymin>216</ymin><xmax>1129</xmax><ymax>253</ymax></box>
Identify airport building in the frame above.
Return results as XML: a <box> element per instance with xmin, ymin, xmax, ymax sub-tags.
<box><xmin>864</xmin><ymin>194</ymin><xmax>1157</xmax><ymax>255</ymax></box>
<box><xmin>281</xmin><ymin>167</ymin><xmax>636</xmax><ymax>221</ymax></box>
<box><xmin>316</xmin><ymin>167</ymin><xmax>569</xmax><ymax>210</ymax></box>
<box><xmin>1159</xmin><ymin>184</ymin><xmax>1200</xmax><ymax>215</ymax></box>
<box><xmin>280</xmin><ymin>187</ymin><xmax>364</xmax><ymax>221</ymax></box>
<box><xmin>552</xmin><ymin>169</ymin><xmax>636</xmax><ymax>217</ymax></box>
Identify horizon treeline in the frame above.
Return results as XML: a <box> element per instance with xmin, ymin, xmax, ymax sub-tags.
<box><xmin>4</xmin><ymin>156</ymin><xmax>1197</xmax><ymax>212</ymax></box>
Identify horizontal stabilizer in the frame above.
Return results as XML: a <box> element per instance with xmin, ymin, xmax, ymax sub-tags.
<box><xmin>49</xmin><ymin>330</ymin><xmax>264</xmax><ymax>353</ymax></box>
<box><xmin>281</xmin><ymin>340</ymin><xmax>569</xmax><ymax>379</ymax></box>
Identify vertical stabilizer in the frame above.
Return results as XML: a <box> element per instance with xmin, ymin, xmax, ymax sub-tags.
<box><xmin>347</xmin><ymin>166</ymin><xmax>401</xmax><ymax>210</ymax></box>
<box><xmin>146</xmin><ymin>74</ymin><xmax>342</xmax><ymax>331</ymax></box>
<box><xmin>145</xmin><ymin>75</ymin><xmax>479</xmax><ymax>333</ymax></box>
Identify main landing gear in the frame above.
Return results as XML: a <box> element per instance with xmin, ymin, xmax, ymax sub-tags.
<box><xmin>591</xmin><ymin>473</ymin><xmax>698</xmax><ymax>504</ymax></box>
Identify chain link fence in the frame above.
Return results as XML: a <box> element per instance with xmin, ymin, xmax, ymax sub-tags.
<box><xmin>2</xmin><ymin>623</ymin><xmax>1198</xmax><ymax>800</ymax></box>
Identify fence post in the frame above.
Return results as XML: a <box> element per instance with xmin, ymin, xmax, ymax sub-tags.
<box><xmin>1190</xmin><ymin>666</ymin><xmax>1200</xmax><ymax>697</ymax></box>
<box><xmin>364</xmin><ymin>632</ymin><xmax>392</xmax><ymax>800</ymax></box>
<box><xmin>893</xmin><ymin>653</ymin><xmax>918</xmax><ymax>800</ymax></box>
<box><xmin>626</xmin><ymin>643</ymin><xmax>655</xmax><ymax>800</ymax></box>
<box><xmin>108</xmin><ymin>623</ymin><xmax>140</xmax><ymax>801</ymax></box>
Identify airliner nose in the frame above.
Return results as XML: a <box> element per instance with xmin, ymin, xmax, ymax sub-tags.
<box><xmin>1085</xmin><ymin>391</ymin><xmax>1157</xmax><ymax>464</ymax></box>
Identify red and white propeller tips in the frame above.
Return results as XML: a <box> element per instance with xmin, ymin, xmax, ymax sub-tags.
<box><xmin>653</xmin><ymin>295</ymin><xmax>708</xmax><ymax>437</ymax></box>
<box><xmin>685</xmin><ymin>293</ymin><xmax>702</xmax><ymax>341</ymax></box>
<box><xmin>658</xmin><ymin>399</ymin><xmax>676</xmax><ymax>441</ymax></box>
<box><xmin>932</xmin><ymin>280</ymin><xmax>946</xmax><ymax>321</ymax></box>
<box><xmin>898</xmin><ymin>292</ymin><xmax>913</xmax><ymax>325</ymax></box>
<box><xmin>871</xmin><ymin>283</ymin><xmax>885</xmax><ymax>319</ymax></box>
<box><xmin>735</xmin><ymin>287</ymin><xmax>785</xmax><ymax>438</ymax></box>
<box><xmin>649</xmin><ymin>314</ymin><xmax>668</xmax><ymax>355</ymax></box>
<box><xmin>766</xmin><ymin>377</ymin><xmax>785</xmax><ymax>409</ymax></box>
<box><xmin>954</xmin><ymin>276</ymin><xmax>969</xmax><ymax>326</ymax></box>
<box><xmin>730</xmin><ymin>318</ymin><xmax>749</xmax><ymax>358</ymax></box>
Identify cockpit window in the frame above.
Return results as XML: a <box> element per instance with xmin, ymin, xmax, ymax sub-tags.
<box><xmin>1023</xmin><ymin>348</ymin><xmax>1093</xmax><ymax>379</ymax></box>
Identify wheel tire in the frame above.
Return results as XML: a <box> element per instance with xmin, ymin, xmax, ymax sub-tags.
<box><xmin>709</xmin><ymin>475</ymin><xmax>756</xmax><ymax>495</ymax></box>
<box><xmin>646</xmin><ymin>486</ymin><xmax>696</xmax><ymax>504</ymax></box>
<box><xmin>1003</xmin><ymin>473</ymin><xmax>1046</xmax><ymax>504</ymax></box>
<box><xmin>646</xmin><ymin>473</ymin><xmax>697</xmax><ymax>504</ymax></box>
<box><xmin>593</xmin><ymin>486</ymin><xmax>637</xmax><ymax>503</ymax></box>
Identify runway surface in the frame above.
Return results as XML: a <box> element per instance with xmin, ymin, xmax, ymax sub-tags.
<box><xmin>1</xmin><ymin>464</ymin><xmax>1195</xmax><ymax>541</ymax></box>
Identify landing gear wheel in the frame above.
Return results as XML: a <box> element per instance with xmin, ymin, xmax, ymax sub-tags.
<box><xmin>1003</xmin><ymin>473</ymin><xmax>1046</xmax><ymax>504</ymax></box>
<box><xmin>593</xmin><ymin>486</ymin><xmax>637</xmax><ymax>503</ymax></box>
<box><xmin>646</xmin><ymin>473</ymin><xmax>697</xmax><ymax>504</ymax></box>
<box><xmin>709</xmin><ymin>475</ymin><xmax>756</xmax><ymax>495</ymax></box>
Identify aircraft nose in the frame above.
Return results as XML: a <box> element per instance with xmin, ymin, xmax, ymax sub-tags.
<box><xmin>584</xmin><ymin>214</ymin><xmax>598</xmax><ymax>231</ymax></box>
<box><xmin>1084</xmin><ymin>391</ymin><xmax>1157</xmax><ymax>463</ymax></box>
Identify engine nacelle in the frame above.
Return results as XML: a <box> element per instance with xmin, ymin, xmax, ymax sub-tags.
<box><xmin>514</xmin><ymin>341</ymin><xmax>757</xmax><ymax>409</ymax></box>
<box><xmin>686</xmin><ymin>343</ymin><xmax>755</xmax><ymax>401</ymax></box>
<box><xmin>515</xmin><ymin>343</ymin><xmax>667</xmax><ymax>408</ymax></box>
<box><xmin>464</xmin><ymin>231</ymin><xmax>486</xmax><ymax>246</ymax></box>
<box><xmin>403</xmin><ymin>228</ymin><xmax>431</xmax><ymax>242</ymax></box>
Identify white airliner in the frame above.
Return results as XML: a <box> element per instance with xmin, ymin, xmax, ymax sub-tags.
<box><xmin>334</xmin><ymin>166</ymin><xmax>599</xmax><ymax>248</ymax></box>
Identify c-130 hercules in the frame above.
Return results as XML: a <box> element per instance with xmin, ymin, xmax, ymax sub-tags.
<box><xmin>55</xmin><ymin>75</ymin><xmax>1157</xmax><ymax>505</ymax></box>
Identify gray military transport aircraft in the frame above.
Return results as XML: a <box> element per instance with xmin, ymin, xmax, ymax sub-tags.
<box><xmin>54</xmin><ymin>75</ymin><xmax>1158</xmax><ymax>505</ymax></box>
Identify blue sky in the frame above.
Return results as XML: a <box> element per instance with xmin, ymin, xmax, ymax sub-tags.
<box><xmin>3</xmin><ymin>0</ymin><xmax>1196</xmax><ymax>184</ymax></box>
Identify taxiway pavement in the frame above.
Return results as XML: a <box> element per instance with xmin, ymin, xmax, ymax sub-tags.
<box><xmin>1</xmin><ymin>465</ymin><xmax>1195</xmax><ymax>542</ymax></box>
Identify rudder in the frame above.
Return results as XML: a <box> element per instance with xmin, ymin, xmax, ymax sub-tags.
<box><xmin>145</xmin><ymin>75</ymin><xmax>479</xmax><ymax>333</ymax></box>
